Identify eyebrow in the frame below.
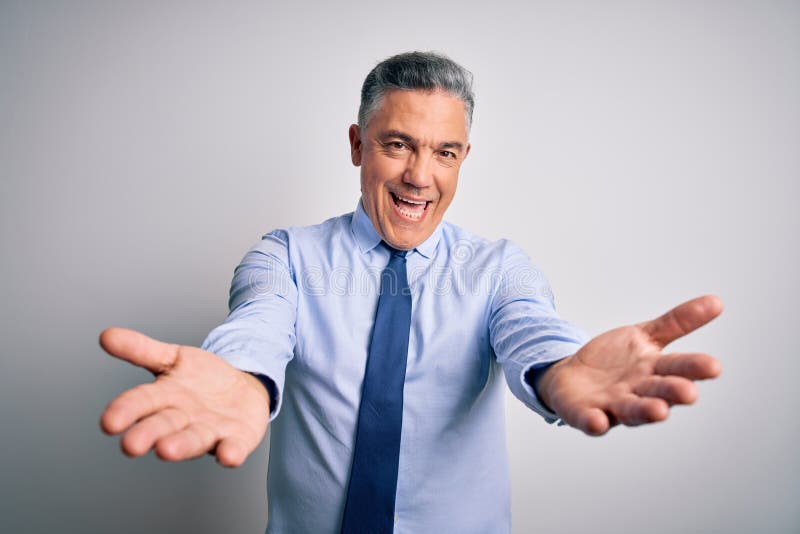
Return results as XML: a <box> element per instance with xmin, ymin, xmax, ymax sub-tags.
<box><xmin>379</xmin><ymin>129</ymin><xmax>465</xmax><ymax>153</ymax></box>
<box><xmin>439</xmin><ymin>141</ymin><xmax>465</xmax><ymax>152</ymax></box>
<box><xmin>380</xmin><ymin>130</ymin><xmax>416</xmax><ymax>145</ymax></box>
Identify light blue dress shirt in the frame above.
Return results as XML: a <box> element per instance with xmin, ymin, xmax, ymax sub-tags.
<box><xmin>202</xmin><ymin>200</ymin><xmax>587</xmax><ymax>533</ymax></box>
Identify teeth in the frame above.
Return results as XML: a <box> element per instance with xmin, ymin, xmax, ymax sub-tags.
<box><xmin>396</xmin><ymin>194</ymin><xmax>426</xmax><ymax>205</ymax></box>
<box><xmin>397</xmin><ymin>206</ymin><xmax>423</xmax><ymax>219</ymax></box>
<box><xmin>391</xmin><ymin>193</ymin><xmax>427</xmax><ymax>220</ymax></box>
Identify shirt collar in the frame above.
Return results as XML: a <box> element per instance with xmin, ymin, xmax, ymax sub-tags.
<box><xmin>350</xmin><ymin>198</ymin><xmax>442</xmax><ymax>259</ymax></box>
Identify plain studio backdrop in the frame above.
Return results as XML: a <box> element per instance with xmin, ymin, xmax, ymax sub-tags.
<box><xmin>1</xmin><ymin>1</ymin><xmax>797</xmax><ymax>533</ymax></box>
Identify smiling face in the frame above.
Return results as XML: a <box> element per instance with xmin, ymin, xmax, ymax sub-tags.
<box><xmin>349</xmin><ymin>89</ymin><xmax>471</xmax><ymax>250</ymax></box>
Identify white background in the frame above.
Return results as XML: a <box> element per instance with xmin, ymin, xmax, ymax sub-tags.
<box><xmin>1</xmin><ymin>1</ymin><xmax>797</xmax><ymax>532</ymax></box>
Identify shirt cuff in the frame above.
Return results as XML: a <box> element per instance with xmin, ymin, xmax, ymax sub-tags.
<box><xmin>522</xmin><ymin>361</ymin><xmax>563</xmax><ymax>425</ymax></box>
<box><xmin>249</xmin><ymin>373</ymin><xmax>279</xmax><ymax>420</ymax></box>
<box><xmin>514</xmin><ymin>344</ymin><xmax>580</xmax><ymax>425</ymax></box>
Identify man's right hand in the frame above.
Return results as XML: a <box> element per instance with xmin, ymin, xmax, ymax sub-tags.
<box><xmin>99</xmin><ymin>327</ymin><xmax>270</xmax><ymax>467</ymax></box>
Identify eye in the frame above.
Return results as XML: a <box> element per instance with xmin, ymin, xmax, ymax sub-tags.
<box><xmin>440</xmin><ymin>150</ymin><xmax>456</xmax><ymax>159</ymax></box>
<box><xmin>391</xmin><ymin>142</ymin><xmax>407</xmax><ymax>150</ymax></box>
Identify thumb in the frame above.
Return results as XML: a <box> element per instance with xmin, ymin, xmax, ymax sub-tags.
<box><xmin>99</xmin><ymin>327</ymin><xmax>180</xmax><ymax>375</ymax></box>
<box><xmin>639</xmin><ymin>295</ymin><xmax>724</xmax><ymax>348</ymax></box>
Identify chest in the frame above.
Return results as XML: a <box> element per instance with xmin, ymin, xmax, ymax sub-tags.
<box><xmin>291</xmin><ymin>258</ymin><xmax>495</xmax><ymax>403</ymax></box>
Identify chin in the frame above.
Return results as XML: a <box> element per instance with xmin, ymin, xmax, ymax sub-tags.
<box><xmin>383</xmin><ymin>226</ymin><xmax>429</xmax><ymax>250</ymax></box>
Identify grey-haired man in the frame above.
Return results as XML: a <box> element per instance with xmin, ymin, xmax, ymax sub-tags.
<box><xmin>100</xmin><ymin>52</ymin><xmax>722</xmax><ymax>532</ymax></box>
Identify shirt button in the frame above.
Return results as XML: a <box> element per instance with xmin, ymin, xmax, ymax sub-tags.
<box><xmin>394</xmin><ymin>514</ymin><xmax>398</xmax><ymax>524</ymax></box>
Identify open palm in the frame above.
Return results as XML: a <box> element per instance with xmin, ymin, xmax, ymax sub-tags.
<box><xmin>537</xmin><ymin>295</ymin><xmax>723</xmax><ymax>435</ymax></box>
<box><xmin>99</xmin><ymin>328</ymin><xmax>270</xmax><ymax>467</ymax></box>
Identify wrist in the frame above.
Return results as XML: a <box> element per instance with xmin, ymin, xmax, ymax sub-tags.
<box><xmin>526</xmin><ymin>356</ymin><xmax>572</xmax><ymax>415</ymax></box>
<box><xmin>242</xmin><ymin>371</ymin><xmax>274</xmax><ymax>414</ymax></box>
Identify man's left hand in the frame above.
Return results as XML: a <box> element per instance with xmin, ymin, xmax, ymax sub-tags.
<box><xmin>536</xmin><ymin>295</ymin><xmax>723</xmax><ymax>436</ymax></box>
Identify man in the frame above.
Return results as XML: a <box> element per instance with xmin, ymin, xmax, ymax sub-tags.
<box><xmin>100</xmin><ymin>52</ymin><xmax>722</xmax><ymax>533</ymax></box>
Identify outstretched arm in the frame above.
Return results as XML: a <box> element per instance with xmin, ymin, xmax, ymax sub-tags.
<box><xmin>99</xmin><ymin>327</ymin><xmax>271</xmax><ymax>467</ymax></box>
<box><xmin>534</xmin><ymin>295</ymin><xmax>723</xmax><ymax>436</ymax></box>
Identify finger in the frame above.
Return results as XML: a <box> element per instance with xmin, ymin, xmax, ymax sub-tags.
<box><xmin>639</xmin><ymin>295</ymin><xmax>723</xmax><ymax>348</ymax></box>
<box><xmin>570</xmin><ymin>407</ymin><xmax>611</xmax><ymax>437</ymax></box>
<box><xmin>633</xmin><ymin>376</ymin><xmax>698</xmax><ymax>405</ymax></box>
<box><xmin>155</xmin><ymin>421</ymin><xmax>220</xmax><ymax>462</ymax></box>
<box><xmin>654</xmin><ymin>352</ymin><xmax>722</xmax><ymax>380</ymax></box>
<box><xmin>609</xmin><ymin>394</ymin><xmax>669</xmax><ymax>426</ymax></box>
<box><xmin>216</xmin><ymin>435</ymin><xmax>252</xmax><ymax>468</ymax></box>
<box><xmin>101</xmin><ymin>382</ymin><xmax>172</xmax><ymax>435</ymax></box>
<box><xmin>120</xmin><ymin>408</ymin><xmax>189</xmax><ymax>457</ymax></box>
<box><xmin>99</xmin><ymin>327</ymin><xmax>180</xmax><ymax>375</ymax></box>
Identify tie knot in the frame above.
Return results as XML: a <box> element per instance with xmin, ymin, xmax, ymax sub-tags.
<box><xmin>383</xmin><ymin>242</ymin><xmax>408</xmax><ymax>258</ymax></box>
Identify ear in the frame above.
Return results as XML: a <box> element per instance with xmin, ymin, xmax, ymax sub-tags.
<box><xmin>348</xmin><ymin>124</ymin><xmax>362</xmax><ymax>166</ymax></box>
<box><xmin>463</xmin><ymin>143</ymin><xmax>471</xmax><ymax>160</ymax></box>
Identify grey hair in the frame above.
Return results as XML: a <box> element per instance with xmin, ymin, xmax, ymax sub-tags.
<box><xmin>358</xmin><ymin>51</ymin><xmax>475</xmax><ymax>132</ymax></box>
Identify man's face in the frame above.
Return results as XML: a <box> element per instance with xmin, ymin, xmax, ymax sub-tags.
<box><xmin>349</xmin><ymin>89</ymin><xmax>471</xmax><ymax>250</ymax></box>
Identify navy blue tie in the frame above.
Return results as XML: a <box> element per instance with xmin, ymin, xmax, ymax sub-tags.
<box><xmin>341</xmin><ymin>245</ymin><xmax>411</xmax><ymax>534</ymax></box>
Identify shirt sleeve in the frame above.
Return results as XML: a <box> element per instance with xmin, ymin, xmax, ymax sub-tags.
<box><xmin>489</xmin><ymin>241</ymin><xmax>588</xmax><ymax>424</ymax></box>
<box><xmin>201</xmin><ymin>229</ymin><xmax>298</xmax><ymax>421</ymax></box>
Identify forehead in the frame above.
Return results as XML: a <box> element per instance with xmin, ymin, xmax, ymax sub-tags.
<box><xmin>368</xmin><ymin>89</ymin><xmax>468</xmax><ymax>141</ymax></box>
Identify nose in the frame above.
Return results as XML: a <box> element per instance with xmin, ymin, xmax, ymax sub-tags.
<box><xmin>402</xmin><ymin>152</ymin><xmax>434</xmax><ymax>190</ymax></box>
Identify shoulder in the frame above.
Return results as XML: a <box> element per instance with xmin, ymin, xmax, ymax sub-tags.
<box><xmin>437</xmin><ymin>220</ymin><xmax>530</xmax><ymax>268</ymax></box>
<box><xmin>265</xmin><ymin>211</ymin><xmax>353</xmax><ymax>245</ymax></box>
<box><xmin>249</xmin><ymin>212</ymin><xmax>353</xmax><ymax>252</ymax></box>
<box><xmin>244</xmin><ymin>211</ymin><xmax>355</xmax><ymax>270</ymax></box>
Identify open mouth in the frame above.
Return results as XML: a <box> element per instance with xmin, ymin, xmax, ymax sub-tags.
<box><xmin>390</xmin><ymin>192</ymin><xmax>431</xmax><ymax>221</ymax></box>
